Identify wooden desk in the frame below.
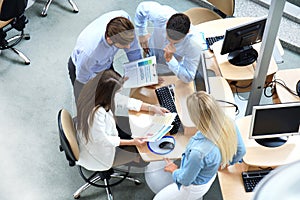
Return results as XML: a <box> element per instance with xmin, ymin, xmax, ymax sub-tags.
<box><xmin>236</xmin><ymin>115</ymin><xmax>300</xmax><ymax>167</ymax></box>
<box><xmin>129</xmin><ymin>75</ymin><xmax>236</xmax><ymax>161</ymax></box>
<box><xmin>274</xmin><ymin>68</ymin><xmax>300</xmax><ymax>103</ymax></box>
<box><xmin>218</xmin><ymin>115</ymin><xmax>300</xmax><ymax>200</ymax></box>
<box><xmin>195</xmin><ymin>17</ymin><xmax>278</xmax><ymax>92</ymax></box>
<box><xmin>217</xmin><ymin>163</ymin><xmax>251</xmax><ymax>200</ymax></box>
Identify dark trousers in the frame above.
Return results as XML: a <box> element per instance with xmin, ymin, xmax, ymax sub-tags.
<box><xmin>68</xmin><ymin>57</ymin><xmax>76</xmax><ymax>86</ymax></box>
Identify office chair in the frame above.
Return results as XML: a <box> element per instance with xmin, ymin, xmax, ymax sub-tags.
<box><xmin>184</xmin><ymin>0</ymin><xmax>235</xmax><ymax>25</ymax></box>
<box><xmin>0</xmin><ymin>0</ymin><xmax>30</xmax><ymax>65</ymax></box>
<box><xmin>57</xmin><ymin>109</ymin><xmax>141</xmax><ymax>199</ymax></box>
<box><xmin>41</xmin><ymin>0</ymin><xmax>79</xmax><ymax>17</ymax></box>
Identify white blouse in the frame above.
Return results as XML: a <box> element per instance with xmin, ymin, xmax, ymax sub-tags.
<box><xmin>76</xmin><ymin>94</ymin><xmax>143</xmax><ymax>171</ymax></box>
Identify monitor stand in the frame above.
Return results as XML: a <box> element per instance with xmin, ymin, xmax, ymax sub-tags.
<box><xmin>255</xmin><ymin>136</ymin><xmax>288</xmax><ymax>148</ymax></box>
<box><xmin>227</xmin><ymin>46</ymin><xmax>258</xmax><ymax>66</ymax></box>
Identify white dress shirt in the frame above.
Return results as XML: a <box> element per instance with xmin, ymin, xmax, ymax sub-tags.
<box><xmin>71</xmin><ymin>10</ymin><xmax>142</xmax><ymax>84</ymax></box>
<box><xmin>76</xmin><ymin>94</ymin><xmax>143</xmax><ymax>171</ymax></box>
<box><xmin>134</xmin><ymin>1</ymin><xmax>203</xmax><ymax>83</ymax></box>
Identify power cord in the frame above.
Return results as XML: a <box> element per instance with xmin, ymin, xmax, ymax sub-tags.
<box><xmin>264</xmin><ymin>79</ymin><xmax>298</xmax><ymax>98</ymax></box>
<box><xmin>216</xmin><ymin>99</ymin><xmax>240</xmax><ymax>115</ymax></box>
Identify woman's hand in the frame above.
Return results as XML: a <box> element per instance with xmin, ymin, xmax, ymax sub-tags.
<box><xmin>150</xmin><ymin>105</ymin><xmax>170</xmax><ymax>115</ymax></box>
<box><xmin>164</xmin><ymin>158</ymin><xmax>178</xmax><ymax>173</ymax></box>
<box><xmin>132</xmin><ymin>138</ymin><xmax>147</xmax><ymax>146</ymax></box>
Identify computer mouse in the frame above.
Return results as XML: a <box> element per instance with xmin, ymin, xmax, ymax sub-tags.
<box><xmin>159</xmin><ymin>141</ymin><xmax>175</xmax><ymax>150</ymax></box>
<box><xmin>296</xmin><ymin>80</ymin><xmax>300</xmax><ymax>97</ymax></box>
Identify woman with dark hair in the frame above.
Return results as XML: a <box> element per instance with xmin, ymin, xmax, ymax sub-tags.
<box><xmin>76</xmin><ymin>69</ymin><xmax>168</xmax><ymax>171</ymax></box>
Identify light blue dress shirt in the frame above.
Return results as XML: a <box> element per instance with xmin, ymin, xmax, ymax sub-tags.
<box><xmin>71</xmin><ymin>10</ymin><xmax>142</xmax><ymax>84</ymax></box>
<box><xmin>135</xmin><ymin>1</ymin><xmax>203</xmax><ymax>83</ymax></box>
<box><xmin>172</xmin><ymin>126</ymin><xmax>246</xmax><ymax>189</ymax></box>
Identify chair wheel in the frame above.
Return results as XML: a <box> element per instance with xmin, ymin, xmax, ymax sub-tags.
<box><xmin>25</xmin><ymin>61</ymin><xmax>30</xmax><ymax>65</ymax></box>
<box><xmin>73</xmin><ymin>10</ymin><xmax>79</xmax><ymax>13</ymax></box>
<box><xmin>59</xmin><ymin>145</ymin><xmax>63</xmax><ymax>152</ymax></box>
<box><xmin>134</xmin><ymin>179</ymin><xmax>142</xmax><ymax>185</ymax></box>
<box><xmin>73</xmin><ymin>194</ymin><xmax>80</xmax><ymax>199</ymax></box>
<box><xmin>24</xmin><ymin>36</ymin><xmax>30</xmax><ymax>40</ymax></box>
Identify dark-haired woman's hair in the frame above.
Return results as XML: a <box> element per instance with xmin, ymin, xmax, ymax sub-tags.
<box><xmin>76</xmin><ymin>69</ymin><xmax>123</xmax><ymax>142</ymax></box>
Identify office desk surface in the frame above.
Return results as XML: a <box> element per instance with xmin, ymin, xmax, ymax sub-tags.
<box><xmin>217</xmin><ymin>162</ymin><xmax>252</xmax><ymax>200</ymax></box>
<box><xmin>236</xmin><ymin>116</ymin><xmax>300</xmax><ymax>167</ymax></box>
<box><xmin>213</xmin><ymin>41</ymin><xmax>278</xmax><ymax>81</ymax></box>
<box><xmin>274</xmin><ymin>68</ymin><xmax>300</xmax><ymax>103</ymax></box>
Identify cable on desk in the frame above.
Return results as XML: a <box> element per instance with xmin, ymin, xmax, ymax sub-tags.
<box><xmin>216</xmin><ymin>99</ymin><xmax>240</xmax><ymax>115</ymax></box>
<box><xmin>264</xmin><ymin>79</ymin><xmax>298</xmax><ymax>98</ymax></box>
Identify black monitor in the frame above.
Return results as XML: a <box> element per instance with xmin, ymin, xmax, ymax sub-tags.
<box><xmin>194</xmin><ymin>52</ymin><xmax>210</xmax><ymax>94</ymax></box>
<box><xmin>220</xmin><ymin>16</ymin><xmax>267</xmax><ymax>66</ymax></box>
<box><xmin>249</xmin><ymin>102</ymin><xmax>300</xmax><ymax>148</ymax></box>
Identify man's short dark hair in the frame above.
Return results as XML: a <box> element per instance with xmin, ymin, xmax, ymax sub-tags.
<box><xmin>166</xmin><ymin>13</ymin><xmax>191</xmax><ymax>41</ymax></box>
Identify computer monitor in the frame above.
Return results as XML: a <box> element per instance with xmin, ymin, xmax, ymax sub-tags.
<box><xmin>194</xmin><ymin>52</ymin><xmax>210</xmax><ymax>94</ymax></box>
<box><xmin>220</xmin><ymin>16</ymin><xmax>267</xmax><ymax>66</ymax></box>
<box><xmin>249</xmin><ymin>102</ymin><xmax>300</xmax><ymax>148</ymax></box>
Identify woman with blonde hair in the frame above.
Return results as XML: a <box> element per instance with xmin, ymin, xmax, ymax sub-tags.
<box><xmin>154</xmin><ymin>91</ymin><xmax>246</xmax><ymax>200</ymax></box>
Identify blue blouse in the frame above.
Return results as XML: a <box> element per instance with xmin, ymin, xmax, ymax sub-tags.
<box><xmin>172</xmin><ymin>126</ymin><xmax>246</xmax><ymax>189</ymax></box>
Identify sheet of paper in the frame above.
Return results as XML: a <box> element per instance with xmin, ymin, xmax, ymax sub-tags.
<box><xmin>123</xmin><ymin>56</ymin><xmax>158</xmax><ymax>88</ymax></box>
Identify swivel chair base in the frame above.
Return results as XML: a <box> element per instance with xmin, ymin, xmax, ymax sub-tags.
<box><xmin>73</xmin><ymin>167</ymin><xmax>141</xmax><ymax>200</ymax></box>
<box><xmin>1</xmin><ymin>33</ymin><xmax>30</xmax><ymax>65</ymax></box>
<box><xmin>41</xmin><ymin>0</ymin><xmax>79</xmax><ymax>17</ymax></box>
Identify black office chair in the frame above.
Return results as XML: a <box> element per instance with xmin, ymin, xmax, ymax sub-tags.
<box><xmin>41</xmin><ymin>0</ymin><xmax>79</xmax><ymax>17</ymax></box>
<box><xmin>57</xmin><ymin>109</ymin><xmax>141</xmax><ymax>199</ymax></box>
<box><xmin>0</xmin><ymin>0</ymin><xmax>30</xmax><ymax>65</ymax></box>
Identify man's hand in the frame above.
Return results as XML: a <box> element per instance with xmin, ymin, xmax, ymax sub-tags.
<box><xmin>139</xmin><ymin>34</ymin><xmax>151</xmax><ymax>55</ymax></box>
<box><xmin>164</xmin><ymin>43</ymin><xmax>176</xmax><ymax>62</ymax></box>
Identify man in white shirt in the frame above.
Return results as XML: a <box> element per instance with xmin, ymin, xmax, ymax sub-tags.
<box><xmin>135</xmin><ymin>1</ymin><xmax>203</xmax><ymax>83</ymax></box>
<box><xmin>68</xmin><ymin>10</ymin><xmax>142</xmax><ymax>103</ymax></box>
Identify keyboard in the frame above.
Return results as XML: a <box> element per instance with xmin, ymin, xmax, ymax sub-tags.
<box><xmin>155</xmin><ymin>85</ymin><xmax>181</xmax><ymax>134</ymax></box>
<box><xmin>242</xmin><ymin>169</ymin><xmax>272</xmax><ymax>192</ymax></box>
<box><xmin>206</xmin><ymin>35</ymin><xmax>224</xmax><ymax>51</ymax></box>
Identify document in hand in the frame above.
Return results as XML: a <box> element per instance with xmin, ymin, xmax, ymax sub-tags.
<box><xmin>134</xmin><ymin>113</ymin><xmax>177</xmax><ymax>142</ymax></box>
<box><xmin>123</xmin><ymin>56</ymin><xmax>158</xmax><ymax>88</ymax></box>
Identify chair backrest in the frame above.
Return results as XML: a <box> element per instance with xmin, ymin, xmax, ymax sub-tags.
<box><xmin>208</xmin><ymin>0</ymin><xmax>235</xmax><ymax>17</ymax></box>
<box><xmin>57</xmin><ymin>109</ymin><xmax>80</xmax><ymax>167</ymax></box>
<box><xmin>184</xmin><ymin>7</ymin><xmax>222</xmax><ymax>25</ymax></box>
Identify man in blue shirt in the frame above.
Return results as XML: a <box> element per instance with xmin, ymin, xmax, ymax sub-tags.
<box><xmin>135</xmin><ymin>1</ymin><xmax>203</xmax><ymax>83</ymax></box>
<box><xmin>68</xmin><ymin>10</ymin><xmax>142</xmax><ymax>103</ymax></box>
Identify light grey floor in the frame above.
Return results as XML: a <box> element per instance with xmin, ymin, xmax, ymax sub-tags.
<box><xmin>0</xmin><ymin>0</ymin><xmax>299</xmax><ymax>200</ymax></box>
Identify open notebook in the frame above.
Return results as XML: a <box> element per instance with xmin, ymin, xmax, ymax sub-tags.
<box><xmin>131</xmin><ymin>112</ymin><xmax>177</xmax><ymax>142</ymax></box>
